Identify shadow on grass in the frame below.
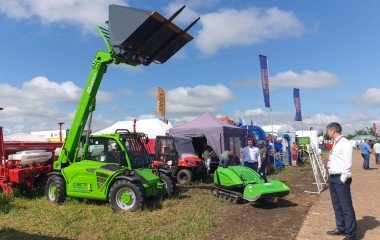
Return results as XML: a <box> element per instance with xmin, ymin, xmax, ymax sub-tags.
<box><xmin>0</xmin><ymin>194</ymin><xmax>25</xmax><ymax>214</ymax></box>
<box><xmin>0</xmin><ymin>204</ymin><xmax>14</xmax><ymax>214</ymax></box>
<box><xmin>0</xmin><ymin>228</ymin><xmax>70</xmax><ymax>240</ymax></box>
<box><xmin>356</xmin><ymin>216</ymin><xmax>380</xmax><ymax>239</ymax></box>
<box><xmin>251</xmin><ymin>198</ymin><xmax>298</xmax><ymax>210</ymax></box>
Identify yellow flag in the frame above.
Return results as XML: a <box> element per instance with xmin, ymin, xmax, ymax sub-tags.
<box><xmin>157</xmin><ymin>87</ymin><xmax>166</xmax><ymax>117</ymax></box>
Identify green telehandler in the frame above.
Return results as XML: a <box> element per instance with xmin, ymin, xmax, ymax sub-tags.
<box><xmin>46</xmin><ymin>4</ymin><xmax>198</xmax><ymax>212</ymax></box>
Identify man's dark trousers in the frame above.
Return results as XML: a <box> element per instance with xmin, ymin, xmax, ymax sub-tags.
<box><xmin>244</xmin><ymin>162</ymin><xmax>258</xmax><ymax>172</ymax></box>
<box><xmin>329</xmin><ymin>175</ymin><xmax>356</xmax><ymax>237</ymax></box>
<box><xmin>361</xmin><ymin>153</ymin><xmax>370</xmax><ymax>169</ymax></box>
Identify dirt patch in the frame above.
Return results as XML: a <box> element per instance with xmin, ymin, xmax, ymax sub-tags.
<box><xmin>192</xmin><ymin>164</ymin><xmax>319</xmax><ymax>240</ymax></box>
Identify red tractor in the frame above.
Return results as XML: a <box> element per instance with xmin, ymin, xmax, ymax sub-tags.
<box><xmin>0</xmin><ymin>126</ymin><xmax>62</xmax><ymax>195</ymax></box>
<box><xmin>152</xmin><ymin>136</ymin><xmax>206</xmax><ymax>184</ymax></box>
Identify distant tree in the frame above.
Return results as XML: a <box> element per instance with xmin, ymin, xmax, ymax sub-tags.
<box><xmin>346</xmin><ymin>133</ymin><xmax>355</xmax><ymax>139</ymax></box>
<box><xmin>368</xmin><ymin>126</ymin><xmax>376</xmax><ymax>136</ymax></box>
<box><xmin>355</xmin><ymin>129</ymin><xmax>368</xmax><ymax>135</ymax></box>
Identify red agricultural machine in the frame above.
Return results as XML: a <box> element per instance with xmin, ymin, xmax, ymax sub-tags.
<box><xmin>0</xmin><ymin>126</ymin><xmax>62</xmax><ymax>195</ymax></box>
<box><xmin>152</xmin><ymin>136</ymin><xmax>207</xmax><ymax>184</ymax></box>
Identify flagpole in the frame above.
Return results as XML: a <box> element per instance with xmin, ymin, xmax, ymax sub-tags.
<box><xmin>270</xmin><ymin>108</ymin><xmax>276</xmax><ymax>170</ymax></box>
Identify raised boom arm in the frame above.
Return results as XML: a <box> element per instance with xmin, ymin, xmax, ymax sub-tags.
<box><xmin>54</xmin><ymin>5</ymin><xmax>198</xmax><ymax>170</ymax></box>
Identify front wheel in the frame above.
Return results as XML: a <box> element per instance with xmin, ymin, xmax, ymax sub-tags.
<box><xmin>109</xmin><ymin>180</ymin><xmax>143</xmax><ymax>212</ymax></box>
<box><xmin>176</xmin><ymin>169</ymin><xmax>193</xmax><ymax>184</ymax></box>
<box><xmin>46</xmin><ymin>175</ymin><xmax>66</xmax><ymax>204</ymax></box>
<box><xmin>158</xmin><ymin>173</ymin><xmax>175</xmax><ymax>198</ymax></box>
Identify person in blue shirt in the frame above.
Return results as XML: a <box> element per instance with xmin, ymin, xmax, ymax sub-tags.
<box><xmin>359</xmin><ymin>139</ymin><xmax>371</xmax><ymax>170</ymax></box>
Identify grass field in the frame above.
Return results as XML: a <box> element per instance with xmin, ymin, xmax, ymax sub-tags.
<box><xmin>0</xmin><ymin>184</ymin><xmax>222</xmax><ymax>240</ymax></box>
<box><xmin>0</xmin><ymin>163</ymin><xmax>317</xmax><ymax>240</ymax></box>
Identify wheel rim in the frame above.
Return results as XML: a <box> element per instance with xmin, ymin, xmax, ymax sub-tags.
<box><xmin>178</xmin><ymin>172</ymin><xmax>189</xmax><ymax>183</ymax></box>
<box><xmin>49</xmin><ymin>184</ymin><xmax>57</xmax><ymax>201</ymax></box>
<box><xmin>158</xmin><ymin>179</ymin><xmax>168</xmax><ymax>197</ymax></box>
<box><xmin>116</xmin><ymin>187</ymin><xmax>136</xmax><ymax>211</ymax></box>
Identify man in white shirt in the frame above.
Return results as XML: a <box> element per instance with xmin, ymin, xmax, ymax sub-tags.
<box><xmin>373</xmin><ymin>141</ymin><xmax>380</xmax><ymax>165</ymax></box>
<box><xmin>242</xmin><ymin>138</ymin><xmax>261</xmax><ymax>172</ymax></box>
<box><xmin>326</xmin><ymin>122</ymin><xmax>356</xmax><ymax>240</ymax></box>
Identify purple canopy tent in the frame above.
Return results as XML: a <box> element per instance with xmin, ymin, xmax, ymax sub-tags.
<box><xmin>169</xmin><ymin>112</ymin><xmax>245</xmax><ymax>155</ymax></box>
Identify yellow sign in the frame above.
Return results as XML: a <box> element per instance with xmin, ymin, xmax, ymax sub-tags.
<box><xmin>157</xmin><ymin>87</ymin><xmax>166</xmax><ymax>117</ymax></box>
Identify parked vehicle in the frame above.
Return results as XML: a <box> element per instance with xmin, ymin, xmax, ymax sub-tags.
<box><xmin>45</xmin><ymin>4</ymin><xmax>198</xmax><ymax>212</ymax></box>
<box><xmin>153</xmin><ymin>136</ymin><xmax>207</xmax><ymax>184</ymax></box>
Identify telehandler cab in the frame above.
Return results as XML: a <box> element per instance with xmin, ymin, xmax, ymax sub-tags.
<box><xmin>46</xmin><ymin>4</ymin><xmax>198</xmax><ymax>212</ymax></box>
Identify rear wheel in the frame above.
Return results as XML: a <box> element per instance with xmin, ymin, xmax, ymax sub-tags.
<box><xmin>158</xmin><ymin>173</ymin><xmax>175</xmax><ymax>198</ymax></box>
<box><xmin>46</xmin><ymin>175</ymin><xmax>66</xmax><ymax>204</ymax></box>
<box><xmin>109</xmin><ymin>180</ymin><xmax>143</xmax><ymax>212</ymax></box>
<box><xmin>177</xmin><ymin>169</ymin><xmax>193</xmax><ymax>184</ymax></box>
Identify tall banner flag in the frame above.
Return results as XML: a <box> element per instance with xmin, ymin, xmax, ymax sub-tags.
<box><xmin>373</xmin><ymin>123</ymin><xmax>378</xmax><ymax>138</ymax></box>
<box><xmin>259</xmin><ymin>55</ymin><xmax>271</xmax><ymax>108</ymax></box>
<box><xmin>157</xmin><ymin>87</ymin><xmax>166</xmax><ymax>117</ymax></box>
<box><xmin>293</xmin><ymin>88</ymin><xmax>302</xmax><ymax>121</ymax></box>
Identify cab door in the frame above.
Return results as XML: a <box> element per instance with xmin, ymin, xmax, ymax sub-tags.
<box><xmin>63</xmin><ymin>137</ymin><xmax>123</xmax><ymax>200</ymax></box>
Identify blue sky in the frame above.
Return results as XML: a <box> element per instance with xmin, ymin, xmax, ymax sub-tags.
<box><xmin>0</xmin><ymin>0</ymin><xmax>379</xmax><ymax>135</ymax></box>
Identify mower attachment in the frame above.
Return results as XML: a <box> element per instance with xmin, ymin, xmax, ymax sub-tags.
<box><xmin>107</xmin><ymin>5</ymin><xmax>199</xmax><ymax>65</ymax></box>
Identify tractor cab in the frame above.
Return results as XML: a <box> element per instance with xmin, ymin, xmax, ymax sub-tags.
<box><xmin>154</xmin><ymin>136</ymin><xmax>206</xmax><ymax>184</ymax></box>
<box><xmin>85</xmin><ymin>130</ymin><xmax>152</xmax><ymax>169</ymax></box>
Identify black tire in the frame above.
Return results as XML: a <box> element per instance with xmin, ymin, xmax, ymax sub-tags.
<box><xmin>46</xmin><ymin>175</ymin><xmax>66</xmax><ymax>204</ymax></box>
<box><xmin>109</xmin><ymin>180</ymin><xmax>143</xmax><ymax>212</ymax></box>
<box><xmin>158</xmin><ymin>173</ymin><xmax>175</xmax><ymax>198</ymax></box>
<box><xmin>176</xmin><ymin>169</ymin><xmax>193</xmax><ymax>184</ymax></box>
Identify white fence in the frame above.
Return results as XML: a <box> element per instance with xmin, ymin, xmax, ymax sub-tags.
<box><xmin>305</xmin><ymin>144</ymin><xmax>327</xmax><ymax>194</ymax></box>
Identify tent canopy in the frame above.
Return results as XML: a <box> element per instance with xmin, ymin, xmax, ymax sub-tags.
<box><xmin>169</xmin><ymin>112</ymin><xmax>245</xmax><ymax>155</ymax></box>
<box><xmin>4</xmin><ymin>133</ymin><xmax>47</xmax><ymax>142</ymax></box>
<box><xmin>262</xmin><ymin>124</ymin><xmax>295</xmax><ymax>138</ymax></box>
<box><xmin>96</xmin><ymin>118</ymin><xmax>172</xmax><ymax>138</ymax></box>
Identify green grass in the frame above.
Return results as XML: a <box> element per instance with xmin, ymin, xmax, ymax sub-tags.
<box><xmin>0</xmin><ymin>166</ymin><xmax>307</xmax><ymax>240</ymax></box>
<box><xmin>0</xmin><ymin>187</ymin><xmax>220</xmax><ymax>240</ymax></box>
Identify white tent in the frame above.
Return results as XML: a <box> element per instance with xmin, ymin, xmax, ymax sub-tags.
<box><xmin>96</xmin><ymin>118</ymin><xmax>172</xmax><ymax>138</ymax></box>
<box><xmin>262</xmin><ymin>124</ymin><xmax>295</xmax><ymax>139</ymax></box>
<box><xmin>4</xmin><ymin>133</ymin><xmax>47</xmax><ymax>142</ymax></box>
<box><xmin>295</xmin><ymin>130</ymin><xmax>319</xmax><ymax>147</ymax></box>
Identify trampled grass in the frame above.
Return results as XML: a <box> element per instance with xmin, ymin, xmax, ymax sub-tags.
<box><xmin>0</xmin><ymin>165</ymin><xmax>309</xmax><ymax>240</ymax></box>
<box><xmin>0</xmin><ymin>183</ymin><xmax>220</xmax><ymax>240</ymax></box>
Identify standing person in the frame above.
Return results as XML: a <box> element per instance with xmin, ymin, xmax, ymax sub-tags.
<box><xmin>202</xmin><ymin>143</ymin><xmax>213</xmax><ymax>175</ymax></box>
<box><xmin>219</xmin><ymin>150</ymin><xmax>232</xmax><ymax>166</ymax></box>
<box><xmin>326</xmin><ymin>122</ymin><xmax>356</xmax><ymax>240</ymax></box>
<box><xmin>373</xmin><ymin>140</ymin><xmax>380</xmax><ymax>165</ymax></box>
<box><xmin>242</xmin><ymin>138</ymin><xmax>261</xmax><ymax>172</ymax></box>
<box><xmin>360</xmin><ymin>139</ymin><xmax>371</xmax><ymax>169</ymax></box>
<box><xmin>258</xmin><ymin>140</ymin><xmax>269</xmax><ymax>178</ymax></box>
<box><xmin>290</xmin><ymin>142</ymin><xmax>298</xmax><ymax>167</ymax></box>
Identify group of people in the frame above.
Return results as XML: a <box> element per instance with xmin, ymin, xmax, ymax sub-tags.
<box><xmin>202</xmin><ymin>138</ymin><xmax>270</xmax><ymax>178</ymax></box>
<box><xmin>359</xmin><ymin>138</ymin><xmax>380</xmax><ymax>169</ymax></box>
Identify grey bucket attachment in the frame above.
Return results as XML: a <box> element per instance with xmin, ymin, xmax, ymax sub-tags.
<box><xmin>108</xmin><ymin>5</ymin><xmax>199</xmax><ymax>66</ymax></box>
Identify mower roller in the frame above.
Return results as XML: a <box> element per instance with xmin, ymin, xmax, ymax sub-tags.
<box><xmin>212</xmin><ymin>165</ymin><xmax>290</xmax><ymax>203</ymax></box>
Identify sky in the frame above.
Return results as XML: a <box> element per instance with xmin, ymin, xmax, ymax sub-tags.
<box><xmin>0</xmin><ymin>0</ymin><xmax>379</xmax><ymax>136</ymax></box>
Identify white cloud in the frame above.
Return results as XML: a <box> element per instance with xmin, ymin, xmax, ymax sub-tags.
<box><xmin>271</xmin><ymin>70</ymin><xmax>340</xmax><ymax>89</ymax></box>
<box><xmin>0</xmin><ymin>76</ymin><xmax>114</xmax><ymax>132</ymax></box>
<box><xmin>242</xmin><ymin>108</ymin><xmax>267</xmax><ymax>117</ymax></box>
<box><xmin>357</xmin><ymin>88</ymin><xmax>380</xmax><ymax>107</ymax></box>
<box><xmin>195</xmin><ymin>7</ymin><xmax>304</xmax><ymax>55</ymax></box>
<box><xmin>121</xmin><ymin>88</ymin><xmax>133</xmax><ymax>95</ymax></box>
<box><xmin>303</xmin><ymin>113</ymin><xmax>339</xmax><ymax>125</ymax></box>
<box><xmin>163</xmin><ymin>2</ymin><xmax>199</xmax><ymax>25</ymax></box>
<box><xmin>166</xmin><ymin>84</ymin><xmax>233</xmax><ymax>114</ymax></box>
<box><xmin>125</xmin><ymin>114</ymin><xmax>156</xmax><ymax>121</ymax></box>
<box><xmin>0</xmin><ymin>0</ymin><xmax>127</xmax><ymax>33</ymax></box>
